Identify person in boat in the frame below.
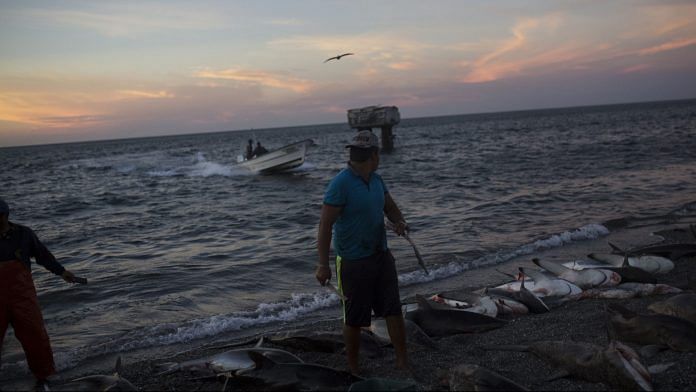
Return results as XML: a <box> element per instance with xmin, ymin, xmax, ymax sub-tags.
<box><xmin>245</xmin><ymin>139</ymin><xmax>254</xmax><ymax>160</ymax></box>
<box><xmin>315</xmin><ymin>130</ymin><xmax>410</xmax><ymax>376</ymax></box>
<box><xmin>252</xmin><ymin>141</ymin><xmax>268</xmax><ymax>158</ymax></box>
<box><xmin>0</xmin><ymin>198</ymin><xmax>77</xmax><ymax>389</ymax></box>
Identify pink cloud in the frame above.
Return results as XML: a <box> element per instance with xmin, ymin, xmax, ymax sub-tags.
<box><xmin>117</xmin><ymin>90</ymin><xmax>175</xmax><ymax>99</ymax></box>
<box><xmin>194</xmin><ymin>68</ymin><xmax>313</xmax><ymax>93</ymax></box>
<box><xmin>637</xmin><ymin>37</ymin><xmax>696</xmax><ymax>55</ymax></box>
<box><xmin>460</xmin><ymin>17</ymin><xmax>564</xmax><ymax>83</ymax></box>
<box><xmin>620</xmin><ymin>64</ymin><xmax>652</xmax><ymax>74</ymax></box>
<box><xmin>388</xmin><ymin>62</ymin><xmax>416</xmax><ymax>71</ymax></box>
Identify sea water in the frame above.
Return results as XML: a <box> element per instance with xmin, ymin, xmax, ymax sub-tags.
<box><xmin>1</xmin><ymin>99</ymin><xmax>695</xmax><ymax>377</ymax></box>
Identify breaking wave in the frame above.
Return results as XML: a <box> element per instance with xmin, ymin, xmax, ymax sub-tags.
<box><xmin>46</xmin><ymin>290</ymin><xmax>340</xmax><ymax>372</ymax></box>
<box><xmin>398</xmin><ymin>223</ymin><xmax>610</xmax><ymax>285</ymax></box>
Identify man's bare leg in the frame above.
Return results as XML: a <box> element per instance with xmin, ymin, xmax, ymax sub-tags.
<box><xmin>385</xmin><ymin>314</ymin><xmax>409</xmax><ymax>369</ymax></box>
<box><xmin>343</xmin><ymin>324</ymin><xmax>362</xmax><ymax>375</ymax></box>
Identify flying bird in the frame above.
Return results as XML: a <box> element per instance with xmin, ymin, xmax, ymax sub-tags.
<box><xmin>324</xmin><ymin>53</ymin><xmax>354</xmax><ymax>63</ymax></box>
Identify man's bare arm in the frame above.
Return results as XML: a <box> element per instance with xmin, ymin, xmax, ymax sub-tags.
<box><xmin>316</xmin><ymin>204</ymin><xmax>342</xmax><ymax>285</ymax></box>
<box><xmin>384</xmin><ymin>193</ymin><xmax>408</xmax><ymax>234</ymax></box>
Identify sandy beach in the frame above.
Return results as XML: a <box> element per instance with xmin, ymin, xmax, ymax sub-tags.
<box><xmin>4</xmin><ymin>222</ymin><xmax>696</xmax><ymax>391</ymax></box>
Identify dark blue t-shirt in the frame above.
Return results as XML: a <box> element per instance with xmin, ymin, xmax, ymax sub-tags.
<box><xmin>323</xmin><ymin>165</ymin><xmax>388</xmax><ymax>260</ymax></box>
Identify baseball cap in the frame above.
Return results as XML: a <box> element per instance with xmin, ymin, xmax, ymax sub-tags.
<box><xmin>0</xmin><ymin>198</ymin><xmax>8</xmax><ymax>215</ymax></box>
<box><xmin>345</xmin><ymin>130</ymin><xmax>379</xmax><ymax>149</ymax></box>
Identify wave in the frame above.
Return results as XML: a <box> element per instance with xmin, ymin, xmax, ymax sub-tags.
<box><xmin>66</xmin><ymin>151</ymin><xmax>253</xmax><ymax>178</ymax></box>
<box><xmin>398</xmin><ymin>223</ymin><xmax>609</xmax><ymax>285</ymax></box>
<box><xmin>45</xmin><ymin>290</ymin><xmax>340</xmax><ymax>372</ymax></box>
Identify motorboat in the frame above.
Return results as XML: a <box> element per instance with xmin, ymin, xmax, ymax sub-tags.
<box><xmin>238</xmin><ymin>139</ymin><xmax>313</xmax><ymax>174</ymax></box>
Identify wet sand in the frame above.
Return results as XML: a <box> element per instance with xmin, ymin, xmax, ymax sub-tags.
<box><xmin>3</xmin><ymin>224</ymin><xmax>696</xmax><ymax>391</ymax></box>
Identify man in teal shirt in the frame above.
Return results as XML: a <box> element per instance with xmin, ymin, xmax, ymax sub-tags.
<box><xmin>315</xmin><ymin>130</ymin><xmax>409</xmax><ymax>375</ymax></box>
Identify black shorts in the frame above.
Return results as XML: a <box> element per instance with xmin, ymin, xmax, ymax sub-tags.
<box><xmin>336</xmin><ymin>249</ymin><xmax>402</xmax><ymax>327</ymax></box>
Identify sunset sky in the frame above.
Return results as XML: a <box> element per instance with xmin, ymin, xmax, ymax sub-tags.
<box><xmin>1</xmin><ymin>0</ymin><xmax>695</xmax><ymax>147</ymax></box>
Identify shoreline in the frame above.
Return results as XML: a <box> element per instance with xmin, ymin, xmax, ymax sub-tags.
<box><xmin>3</xmin><ymin>221</ymin><xmax>696</xmax><ymax>391</ymax></box>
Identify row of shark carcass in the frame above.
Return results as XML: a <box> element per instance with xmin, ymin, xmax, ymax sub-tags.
<box><xmin>392</xmin><ymin>227</ymin><xmax>696</xmax><ymax>391</ymax></box>
<box><xmin>414</xmin><ymin>248</ymin><xmax>680</xmax><ymax>322</ymax></box>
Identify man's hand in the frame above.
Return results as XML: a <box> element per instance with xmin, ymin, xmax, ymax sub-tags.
<box><xmin>393</xmin><ymin>220</ymin><xmax>409</xmax><ymax>236</ymax></box>
<box><xmin>61</xmin><ymin>270</ymin><xmax>76</xmax><ymax>283</ymax></box>
<box><xmin>315</xmin><ymin>264</ymin><xmax>332</xmax><ymax>286</ymax></box>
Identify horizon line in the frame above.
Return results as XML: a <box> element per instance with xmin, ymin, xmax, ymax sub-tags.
<box><xmin>2</xmin><ymin>96</ymin><xmax>694</xmax><ymax>149</ymax></box>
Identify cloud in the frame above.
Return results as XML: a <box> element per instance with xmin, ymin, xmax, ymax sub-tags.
<box><xmin>460</xmin><ymin>15</ymin><xmax>565</xmax><ymax>83</ymax></box>
<box><xmin>117</xmin><ymin>90</ymin><xmax>175</xmax><ymax>99</ymax></box>
<box><xmin>637</xmin><ymin>37</ymin><xmax>696</xmax><ymax>55</ymax></box>
<box><xmin>194</xmin><ymin>68</ymin><xmax>313</xmax><ymax>93</ymax></box>
<box><xmin>9</xmin><ymin>5</ymin><xmax>226</xmax><ymax>37</ymax></box>
<box><xmin>37</xmin><ymin>114</ymin><xmax>110</xmax><ymax>127</ymax></box>
<box><xmin>388</xmin><ymin>62</ymin><xmax>417</xmax><ymax>71</ymax></box>
<box><xmin>620</xmin><ymin>64</ymin><xmax>652</xmax><ymax>74</ymax></box>
<box><xmin>0</xmin><ymin>75</ymin><xmax>175</xmax><ymax>128</ymax></box>
<box><xmin>0</xmin><ymin>97</ymin><xmax>107</xmax><ymax>128</ymax></box>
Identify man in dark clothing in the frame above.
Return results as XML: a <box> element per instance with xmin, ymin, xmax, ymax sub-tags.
<box><xmin>315</xmin><ymin>131</ymin><xmax>410</xmax><ymax>376</ymax></box>
<box><xmin>245</xmin><ymin>139</ymin><xmax>254</xmax><ymax>160</ymax></box>
<box><xmin>252</xmin><ymin>142</ymin><xmax>268</xmax><ymax>158</ymax></box>
<box><xmin>0</xmin><ymin>198</ymin><xmax>76</xmax><ymax>388</ymax></box>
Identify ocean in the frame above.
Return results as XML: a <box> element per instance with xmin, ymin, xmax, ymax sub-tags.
<box><xmin>1</xmin><ymin>99</ymin><xmax>695</xmax><ymax>378</ymax></box>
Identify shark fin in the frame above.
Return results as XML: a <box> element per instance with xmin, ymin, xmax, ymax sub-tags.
<box><xmin>518</xmin><ymin>269</ymin><xmax>526</xmax><ymax>290</ymax></box>
<box><xmin>114</xmin><ymin>356</ymin><xmax>123</xmax><ymax>376</ymax></box>
<box><xmin>247</xmin><ymin>351</ymin><xmax>276</xmax><ymax>370</ymax></box>
<box><xmin>520</xmin><ymin>266</ymin><xmax>546</xmax><ymax>283</ymax></box>
<box><xmin>609</xmin><ymin>242</ymin><xmax>625</xmax><ymax>253</ymax></box>
<box><xmin>254</xmin><ymin>336</ymin><xmax>265</xmax><ymax>348</ymax></box>
<box><xmin>532</xmin><ymin>258</ymin><xmax>566</xmax><ymax>276</ymax></box>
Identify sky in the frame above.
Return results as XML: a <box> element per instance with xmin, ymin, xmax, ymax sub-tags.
<box><xmin>1</xmin><ymin>0</ymin><xmax>695</xmax><ymax>147</ymax></box>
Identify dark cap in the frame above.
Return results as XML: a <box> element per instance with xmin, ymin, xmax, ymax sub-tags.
<box><xmin>345</xmin><ymin>130</ymin><xmax>379</xmax><ymax>149</ymax></box>
<box><xmin>0</xmin><ymin>198</ymin><xmax>8</xmax><ymax>215</ymax></box>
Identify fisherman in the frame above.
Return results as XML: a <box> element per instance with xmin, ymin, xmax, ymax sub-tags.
<box><xmin>252</xmin><ymin>141</ymin><xmax>268</xmax><ymax>158</ymax></box>
<box><xmin>315</xmin><ymin>130</ymin><xmax>410</xmax><ymax>375</ymax></box>
<box><xmin>245</xmin><ymin>139</ymin><xmax>254</xmax><ymax>160</ymax></box>
<box><xmin>0</xmin><ymin>198</ymin><xmax>77</xmax><ymax>389</ymax></box>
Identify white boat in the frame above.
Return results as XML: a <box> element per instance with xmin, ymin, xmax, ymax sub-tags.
<box><xmin>238</xmin><ymin>139</ymin><xmax>313</xmax><ymax>174</ymax></box>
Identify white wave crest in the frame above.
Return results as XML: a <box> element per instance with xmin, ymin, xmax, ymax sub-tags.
<box><xmin>49</xmin><ymin>290</ymin><xmax>339</xmax><ymax>372</ymax></box>
<box><xmin>398</xmin><ymin>223</ymin><xmax>610</xmax><ymax>285</ymax></box>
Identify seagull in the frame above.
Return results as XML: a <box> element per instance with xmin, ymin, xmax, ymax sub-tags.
<box><xmin>324</xmin><ymin>53</ymin><xmax>354</xmax><ymax>63</ymax></box>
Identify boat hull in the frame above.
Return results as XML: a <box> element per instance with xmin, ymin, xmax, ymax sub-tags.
<box><xmin>238</xmin><ymin>139</ymin><xmax>312</xmax><ymax>174</ymax></box>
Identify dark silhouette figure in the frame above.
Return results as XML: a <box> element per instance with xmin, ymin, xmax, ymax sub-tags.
<box><xmin>252</xmin><ymin>142</ymin><xmax>268</xmax><ymax>158</ymax></box>
<box><xmin>245</xmin><ymin>139</ymin><xmax>254</xmax><ymax>160</ymax></box>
